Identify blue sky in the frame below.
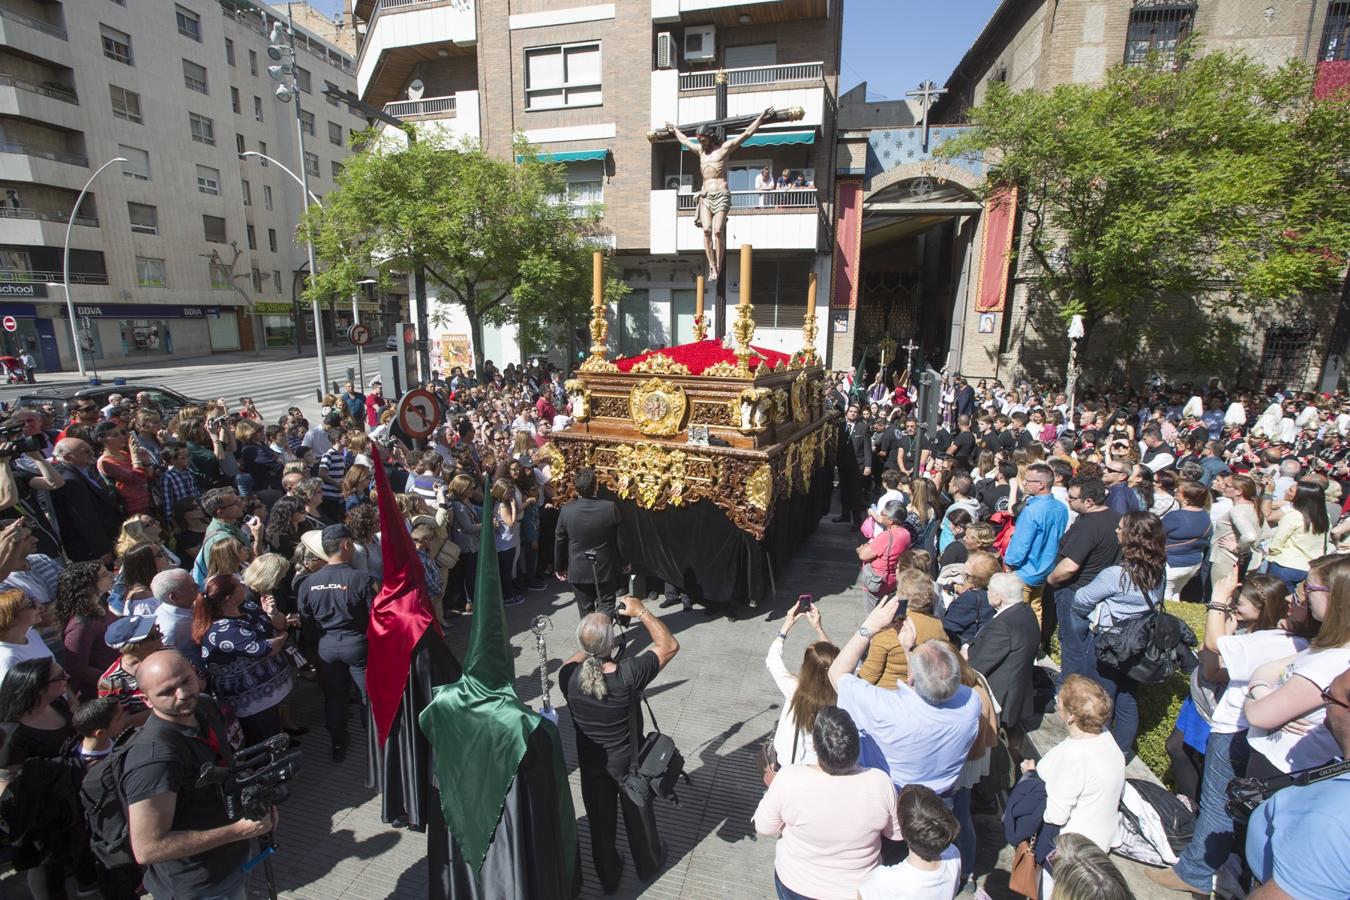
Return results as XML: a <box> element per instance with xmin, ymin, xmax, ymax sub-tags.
<box><xmin>303</xmin><ymin>0</ymin><xmax>1002</xmax><ymax>99</ymax></box>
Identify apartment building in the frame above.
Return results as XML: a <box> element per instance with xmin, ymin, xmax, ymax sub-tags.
<box><xmin>352</xmin><ymin>0</ymin><xmax>843</xmax><ymax>366</ymax></box>
<box><xmin>0</xmin><ymin>0</ymin><xmax>366</xmax><ymax>372</ymax></box>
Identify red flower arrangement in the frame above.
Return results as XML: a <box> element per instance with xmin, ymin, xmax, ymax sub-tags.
<box><xmin>616</xmin><ymin>339</ymin><xmax>791</xmax><ymax>376</ymax></box>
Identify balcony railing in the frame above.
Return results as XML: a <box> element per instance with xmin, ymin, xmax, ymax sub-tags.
<box><xmin>383</xmin><ymin>94</ymin><xmax>456</xmax><ymax>118</ymax></box>
<box><xmin>679</xmin><ymin>62</ymin><xmax>824</xmax><ymax>91</ymax></box>
<box><xmin>0</xmin><ymin>6</ymin><xmax>67</xmax><ymax>40</ymax></box>
<box><xmin>219</xmin><ymin>7</ymin><xmax>353</xmax><ymax>75</ymax></box>
<box><xmin>0</xmin><ymin>141</ymin><xmax>88</xmax><ymax>167</ymax></box>
<box><xmin>379</xmin><ymin>0</ymin><xmax>449</xmax><ymax>9</ymax></box>
<box><xmin>0</xmin><ymin>269</ymin><xmax>108</xmax><ymax>285</ymax></box>
<box><xmin>0</xmin><ymin>206</ymin><xmax>97</xmax><ymax>226</ymax></box>
<box><xmin>0</xmin><ymin>73</ymin><xmax>77</xmax><ymax>104</ymax></box>
<box><xmin>676</xmin><ymin>188</ymin><xmax>817</xmax><ymax>211</ymax></box>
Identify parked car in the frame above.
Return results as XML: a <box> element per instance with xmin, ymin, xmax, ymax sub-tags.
<box><xmin>13</xmin><ymin>384</ymin><xmax>208</xmax><ymax>427</ymax></box>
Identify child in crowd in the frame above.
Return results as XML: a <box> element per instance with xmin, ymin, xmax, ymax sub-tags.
<box><xmin>859</xmin><ymin>784</ymin><xmax>962</xmax><ymax>898</ymax></box>
<box><xmin>72</xmin><ymin>696</ymin><xmax>127</xmax><ymax>767</ymax></box>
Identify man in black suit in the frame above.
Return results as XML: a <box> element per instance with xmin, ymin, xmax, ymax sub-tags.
<box><xmin>954</xmin><ymin>375</ymin><xmax>977</xmax><ymax>419</ymax></box>
<box><xmin>50</xmin><ymin>437</ymin><xmax>123</xmax><ymax>561</ymax></box>
<box><xmin>554</xmin><ymin>467</ymin><xmax>624</xmax><ymax>617</ymax></box>
<box><xmin>966</xmin><ymin>572</ymin><xmax>1041</xmax><ymax>732</ymax></box>
<box><xmin>834</xmin><ymin>404</ymin><xmax>873</xmax><ymax>524</ymax></box>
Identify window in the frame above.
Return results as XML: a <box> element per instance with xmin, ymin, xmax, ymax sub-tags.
<box><xmin>248</xmin><ymin>49</ymin><xmax>258</xmax><ymax>77</ymax></box>
<box><xmin>120</xmin><ymin>145</ymin><xmax>150</xmax><ymax>180</ymax></box>
<box><xmin>273</xmin><ymin>270</ymin><xmax>282</xmax><ymax>292</ymax></box>
<box><xmin>525</xmin><ymin>42</ymin><xmax>601</xmax><ymax>109</ymax></box>
<box><xmin>723</xmin><ymin>42</ymin><xmax>777</xmax><ymax>68</ymax></box>
<box><xmin>109</xmin><ymin>85</ymin><xmax>142</xmax><ymax>123</ymax></box>
<box><xmin>101</xmin><ymin>24</ymin><xmax>133</xmax><ymax>65</ymax></box>
<box><xmin>202</xmin><ymin>214</ymin><xmax>227</xmax><ymax>243</ymax></box>
<box><xmin>1321</xmin><ymin>1</ymin><xmax>1350</xmax><ymax>61</ymax></box>
<box><xmin>749</xmin><ymin>259</ymin><xmax>812</xmax><ymax>328</ymax></box>
<box><xmin>331</xmin><ymin>160</ymin><xmax>343</xmax><ymax>179</ymax></box>
<box><xmin>303</xmin><ymin>151</ymin><xmax>319</xmax><ymax>177</ymax></box>
<box><xmin>324</xmin><ymin>81</ymin><xmax>340</xmax><ymax>106</ymax></box>
<box><xmin>296</xmin><ymin>66</ymin><xmax>312</xmax><ymax>93</ymax></box>
<box><xmin>189</xmin><ymin>112</ymin><xmax>215</xmax><ymax>145</ymax></box>
<box><xmin>211</xmin><ymin>262</ymin><xmax>232</xmax><ymax>289</ymax></box>
<box><xmin>553</xmin><ymin>160</ymin><xmax>604</xmax><ymax>212</ymax></box>
<box><xmin>183</xmin><ymin>59</ymin><xmax>208</xmax><ymax>94</ymax></box>
<box><xmin>231</xmin><ymin>87</ymin><xmax>240</xmax><ymax>114</ymax></box>
<box><xmin>251</xmin><ymin>268</ymin><xmax>263</xmax><ymax>292</ymax></box>
<box><xmin>246</xmin><ymin>224</ymin><xmax>257</xmax><ymax>250</ymax></box>
<box><xmin>127</xmin><ymin>202</ymin><xmax>158</xmax><ymax>234</ymax></box>
<box><xmin>300</xmin><ymin>110</ymin><xmax>315</xmax><ymax>136</ymax></box>
<box><xmin>1124</xmin><ymin>0</ymin><xmax>1196</xmax><ymax>69</ymax></box>
<box><xmin>263</xmin><ymin>185</ymin><xmax>273</xmax><ymax>209</ymax></box>
<box><xmin>175</xmin><ymin>5</ymin><xmax>201</xmax><ymax>41</ymax></box>
<box><xmin>225</xmin><ymin>37</ymin><xmax>235</xmax><ymax>66</ymax></box>
<box><xmin>235</xmin><ymin>133</ymin><xmax>246</xmax><ymax>154</ymax></box>
<box><xmin>328</xmin><ymin>121</ymin><xmax>343</xmax><ymax>146</ymax></box>
<box><xmin>258</xmin><ymin>141</ymin><xmax>268</xmax><ymax>166</ymax></box>
<box><xmin>196</xmin><ymin>164</ymin><xmax>220</xmax><ymax>195</ymax></box>
<box><xmin>241</xmin><ymin>179</ymin><xmax>251</xmax><ymax>206</ymax></box>
<box><xmin>253</xmin><ymin>96</ymin><xmax>263</xmax><ymax>123</ymax></box>
<box><xmin>136</xmin><ymin>257</ymin><xmax>166</xmax><ymax>288</ymax></box>
<box><xmin>267</xmin><ymin>228</ymin><xmax>277</xmax><ymax>252</ymax></box>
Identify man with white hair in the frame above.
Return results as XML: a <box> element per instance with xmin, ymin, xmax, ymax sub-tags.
<box><xmin>151</xmin><ymin>569</ymin><xmax>202</xmax><ymax>656</ymax></box>
<box><xmin>966</xmin><ymin>572</ymin><xmax>1041</xmax><ymax>730</ymax></box>
<box><xmin>828</xmin><ymin>596</ymin><xmax>980</xmax><ymax>796</ymax></box>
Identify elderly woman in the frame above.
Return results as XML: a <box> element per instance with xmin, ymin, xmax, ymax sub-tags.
<box><xmin>856</xmin><ymin>498</ymin><xmax>911</xmax><ymax>610</ymax></box>
<box><xmin>193</xmin><ymin>572</ymin><xmax>293</xmax><ymax>743</ymax></box>
<box><xmin>55</xmin><ymin>561</ymin><xmax>118</xmax><ymax>701</ymax></box>
<box><xmin>858</xmin><ymin>569</ymin><xmax>947</xmax><ymax>691</ymax></box>
<box><xmin>753</xmin><ymin>706</ymin><xmax>903</xmax><ymax>900</ymax></box>
<box><xmin>764</xmin><ymin>600</ymin><xmax>836</xmax><ymax>778</ymax></box>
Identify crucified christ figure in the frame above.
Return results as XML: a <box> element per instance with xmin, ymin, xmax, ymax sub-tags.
<box><xmin>666</xmin><ymin>107</ymin><xmax>774</xmax><ymax>282</ymax></box>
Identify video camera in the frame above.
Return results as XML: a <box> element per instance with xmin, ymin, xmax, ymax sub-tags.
<box><xmin>0</xmin><ymin>420</ymin><xmax>46</xmax><ymax>457</ymax></box>
<box><xmin>196</xmin><ymin>734</ymin><xmax>301</xmax><ymax>823</ymax></box>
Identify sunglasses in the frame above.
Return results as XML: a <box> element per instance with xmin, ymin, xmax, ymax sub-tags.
<box><xmin>1321</xmin><ymin>685</ymin><xmax>1350</xmax><ymax>711</ymax></box>
<box><xmin>44</xmin><ymin>670</ymin><xmax>69</xmax><ymax>685</ymax></box>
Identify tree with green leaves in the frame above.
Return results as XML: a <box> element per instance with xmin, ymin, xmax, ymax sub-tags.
<box><xmin>939</xmin><ymin>49</ymin><xmax>1350</xmax><ymax>371</ymax></box>
<box><xmin>302</xmin><ymin>129</ymin><xmax>622</xmax><ymax>373</ymax></box>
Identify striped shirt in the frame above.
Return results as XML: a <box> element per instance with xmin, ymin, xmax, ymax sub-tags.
<box><xmin>319</xmin><ymin>446</ymin><xmax>350</xmax><ymax>500</ymax></box>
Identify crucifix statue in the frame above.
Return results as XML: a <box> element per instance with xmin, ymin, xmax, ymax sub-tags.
<box><xmin>665</xmin><ymin>106</ymin><xmax>775</xmax><ymax>282</ymax></box>
<box><xmin>906</xmin><ymin>80</ymin><xmax>947</xmax><ymax>150</ymax></box>
<box><xmin>903</xmin><ymin>338</ymin><xmax>920</xmax><ymax>380</ymax></box>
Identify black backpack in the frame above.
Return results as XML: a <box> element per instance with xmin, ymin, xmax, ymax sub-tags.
<box><xmin>80</xmin><ymin>725</ymin><xmax>146</xmax><ymax>868</ymax></box>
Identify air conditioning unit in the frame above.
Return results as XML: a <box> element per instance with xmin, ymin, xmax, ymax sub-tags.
<box><xmin>664</xmin><ymin>174</ymin><xmax>693</xmax><ymax>193</ymax></box>
<box><xmin>683</xmin><ymin>25</ymin><xmax>716</xmax><ymax>63</ymax></box>
<box><xmin>655</xmin><ymin>32</ymin><xmax>675</xmax><ymax>70</ymax></box>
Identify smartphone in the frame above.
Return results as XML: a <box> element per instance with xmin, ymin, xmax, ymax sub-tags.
<box><xmin>797</xmin><ymin>593</ymin><xmax>813</xmax><ymax>612</ymax></box>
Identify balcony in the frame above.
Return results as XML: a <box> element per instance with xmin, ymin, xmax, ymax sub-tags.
<box><xmin>675</xmin><ymin>188</ymin><xmax>816</xmax><ymax>211</ymax></box>
<box><xmin>384</xmin><ymin>94</ymin><xmax>455</xmax><ymax>119</ymax></box>
<box><xmin>381</xmin><ymin>90</ymin><xmax>479</xmax><ymax>143</ymax></box>
<box><xmin>651</xmin><ymin>188</ymin><xmax>819</xmax><ymax>253</ymax></box>
<box><xmin>0</xmin><ymin>5</ymin><xmax>71</xmax><ymax>67</ymax></box>
<box><xmin>679</xmin><ymin>61</ymin><xmax>823</xmax><ymax>91</ymax></box>
<box><xmin>0</xmin><ymin>6</ymin><xmax>66</xmax><ymax>40</ymax></box>
<box><xmin>0</xmin><ymin>73</ymin><xmax>75</xmax><ymax>104</ymax></box>
<box><xmin>357</xmin><ymin>0</ymin><xmax>477</xmax><ymax>99</ymax></box>
<box><xmin>652</xmin><ymin>0</ymin><xmax>829</xmax><ymax>23</ymax></box>
<box><xmin>0</xmin><ymin>142</ymin><xmax>87</xmax><ymax>167</ymax></box>
<box><xmin>653</xmin><ymin>61</ymin><xmax>827</xmax><ymax>130</ymax></box>
<box><xmin>220</xmin><ymin>6</ymin><xmax>353</xmax><ymax>75</ymax></box>
<box><xmin>0</xmin><ymin>206</ymin><xmax>96</xmax><ymax>226</ymax></box>
<box><xmin>0</xmin><ymin>269</ymin><xmax>107</xmax><ymax>285</ymax></box>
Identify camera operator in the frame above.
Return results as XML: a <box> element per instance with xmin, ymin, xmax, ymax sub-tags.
<box><xmin>559</xmin><ymin>596</ymin><xmax>679</xmax><ymax>893</ymax></box>
<box><xmin>554</xmin><ymin>467</ymin><xmax>624</xmax><ymax>616</ymax></box>
<box><xmin>0</xmin><ymin>410</ymin><xmax>63</xmax><ymax>558</ymax></box>
<box><xmin>123</xmin><ymin>650</ymin><xmax>275</xmax><ymax>900</ymax></box>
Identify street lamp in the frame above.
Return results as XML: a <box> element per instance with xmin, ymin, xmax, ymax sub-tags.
<box><xmin>61</xmin><ymin>156</ymin><xmax>125</xmax><ymax>379</ymax></box>
<box><xmin>263</xmin><ymin>5</ymin><xmax>328</xmax><ymax>395</ymax></box>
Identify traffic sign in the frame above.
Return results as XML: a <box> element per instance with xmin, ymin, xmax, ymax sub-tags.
<box><xmin>396</xmin><ymin>387</ymin><xmax>440</xmax><ymax>439</ymax></box>
<box><xmin>346</xmin><ymin>322</ymin><xmax>370</xmax><ymax>347</ymax></box>
<box><xmin>2</xmin><ymin>316</ymin><xmax>16</xmax><ymax>332</ymax></box>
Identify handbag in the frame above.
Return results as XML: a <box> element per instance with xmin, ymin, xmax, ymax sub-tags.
<box><xmin>1094</xmin><ymin>583</ymin><xmax>1198</xmax><ymax>685</ymax></box>
<box><xmin>858</xmin><ymin>529</ymin><xmax>895</xmax><ymax>595</ymax></box>
<box><xmin>1008</xmin><ymin>838</ymin><xmax>1039</xmax><ymax>898</ymax></box>
<box><xmin>619</xmin><ymin>690</ymin><xmax>691</xmax><ymax>808</ymax></box>
<box><xmin>759</xmin><ymin>727</ymin><xmax>800</xmax><ymax>788</ymax></box>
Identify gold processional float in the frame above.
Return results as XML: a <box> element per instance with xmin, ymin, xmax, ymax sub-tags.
<box><xmin>551</xmin><ymin>248</ymin><xmax>838</xmax><ymax>541</ymax></box>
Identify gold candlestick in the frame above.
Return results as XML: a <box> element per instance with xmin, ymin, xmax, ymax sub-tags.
<box><xmin>801</xmin><ymin>272</ymin><xmax>819</xmax><ymax>366</ymax></box>
<box><xmin>733</xmin><ymin>244</ymin><xmax>756</xmax><ymax>373</ymax></box>
<box><xmin>692</xmin><ymin>275</ymin><xmax>707</xmax><ymax>341</ymax></box>
<box><xmin>580</xmin><ymin>250</ymin><xmax>616</xmax><ymax>372</ymax></box>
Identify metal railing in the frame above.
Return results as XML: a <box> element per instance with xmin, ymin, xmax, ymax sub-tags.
<box><xmin>0</xmin><ymin>6</ymin><xmax>68</xmax><ymax>40</ymax></box>
<box><xmin>0</xmin><ymin>207</ymin><xmax>97</xmax><ymax>226</ymax></box>
<box><xmin>0</xmin><ymin>142</ymin><xmax>88</xmax><ymax>167</ymax></box>
<box><xmin>383</xmin><ymin>94</ymin><xmax>456</xmax><ymax>118</ymax></box>
<box><xmin>378</xmin><ymin>0</ymin><xmax>450</xmax><ymax>8</ymax></box>
<box><xmin>0</xmin><ymin>269</ymin><xmax>108</xmax><ymax>285</ymax></box>
<box><xmin>679</xmin><ymin>61</ymin><xmax>824</xmax><ymax>91</ymax></box>
<box><xmin>0</xmin><ymin>73</ymin><xmax>77</xmax><ymax>104</ymax></box>
<box><xmin>676</xmin><ymin>188</ymin><xmax>817</xmax><ymax>211</ymax></box>
<box><xmin>218</xmin><ymin>6</ymin><xmax>354</xmax><ymax>75</ymax></box>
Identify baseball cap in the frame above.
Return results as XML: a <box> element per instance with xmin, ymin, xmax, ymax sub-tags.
<box><xmin>105</xmin><ymin>615</ymin><xmax>158</xmax><ymax>650</ymax></box>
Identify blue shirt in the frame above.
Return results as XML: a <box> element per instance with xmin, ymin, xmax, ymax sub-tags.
<box><xmin>1199</xmin><ymin>456</ymin><xmax>1228</xmax><ymax>487</ymax></box>
<box><xmin>1003</xmin><ymin>493</ymin><xmax>1068</xmax><ymax>587</ymax></box>
<box><xmin>1071</xmin><ymin>564</ymin><xmax>1163</xmax><ymax>628</ymax></box>
<box><xmin>1245</xmin><ymin>772</ymin><xmax>1350</xmax><ymax>899</ymax></box>
<box><xmin>836</xmin><ymin>673</ymin><xmax>981</xmax><ymax>795</ymax></box>
<box><xmin>1106</xmin><ymin>481</ymin><xmax>1142</xmax><ymax>516</ymax></box>
<box><xmin>1162</xmin><ymin>508</ymin><xmax>1211</xmax><ymax>567</ymax></box>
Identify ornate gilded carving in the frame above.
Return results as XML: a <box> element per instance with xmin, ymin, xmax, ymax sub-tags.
<box><xmin>800</xmin><ymin>305</ymin><xmax>819</xmax><ymax>366</ymax></box>
<box><xmin>772</xmin><ymin>389</ymin><xmax>790</xmax><ymax>425</ymax></box>
<box><xmin>590</xmin><ymin>395</ymin><xmax>628</xmax><ymax>419</ymax></box>
<box><xmin>578</xmin><ymin>357</ymin><xmax>619</xmax><ymax>373</ymax></box>
<box><xmin>692</xmin><ymin>400</ymin><xmax>736</xmax><ymax>427</ymax></box>
<box><xmin>798</xmin><ymin>427</ymin><xmax>816</xmax><ymax>493</ymax></box>
<box><xmin>790</xmin><ymin>372</ymin><xmax>810</xmax><ymax>423</ymax></box>
<box><xmin>731</xmin><ymin>302</ymin><xmax>756</xmax><ymax>373</ymax></box>
<box><xmin>563</xmin><ymin>378</ymin><xmax>590</xmax><ymax>422</ymax></box>
<box><xmin>783</xmin><ymin>441</ymin><xmax>797</xmax><ymax>495</ymax></box>
<box><xmin>735</xmin><ymin>387</ymin><xmax>772</xmax><ymax>433</ymax></box>
<box><xmin>747</xmin><ymin>464</ymin><xmax>773</xmax><ymax>510</ymax></box>
<box><xmin>691</xmin><ymin>313</ymin><xmax>708</xmax><ymax>342</ymax></box>
<box><xmin>629</xmin><ymin>353</ymin><xmax>691</xmax><ymax>375</ymax></box>
<box><xmin>628</xmin><ymin>377</ymin><xmax>689</xmax><ymax>436</ymax></box>
<box><xmin>701</xmin><ymin>360</ymin><xmax>752</xmax><ymax>379</ymax></box>
<box><xmin>612</xmin><ymin>442</ymin><xmax>688</xmax><ymax>509</ymax></box>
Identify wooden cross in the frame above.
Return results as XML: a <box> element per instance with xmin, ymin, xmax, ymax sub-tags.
<box><xmin>906</xmin><ymin>80</ymin><xmax>947</xmax><ymax>150</ymax></box>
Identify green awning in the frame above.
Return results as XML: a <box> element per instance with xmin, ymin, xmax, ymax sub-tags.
<box><xmin>517</xmin><ymin>149</ymin><xmax>610</xmax><ymax>163</ymax></box>
<box><xmin>679</xmin><ymin>130</ymin><xmax>816</xmax><ymax>150</ymax></box>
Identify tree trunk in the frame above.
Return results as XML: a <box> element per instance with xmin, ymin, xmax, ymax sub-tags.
<box><xmin>466</xmin><ymin>309</ymin><xmax>486</xmax><ymax>380</ymax></box>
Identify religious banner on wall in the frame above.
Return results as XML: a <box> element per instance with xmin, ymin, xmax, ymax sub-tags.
<box><xmin>975</xmin><ymin>184</ymin><xmax>1018</xmax><ymax>313</ymax></box>
<box><xmin>434</xmin><ymin>333</ymin><xmax>473</xmax><ymax>371</ymax></box>
<box><xmin>830</xmin><ymin>179</ymin><xmax>864</xmax><ymax>309</ymax></box>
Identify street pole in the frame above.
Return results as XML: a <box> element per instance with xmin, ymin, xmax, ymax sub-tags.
<box><xmin>353</xmin><ymin>278</ymin><xmax>375</xmax><ymax>388</ymax></box>
<box><xmin>62</xmin><ymin>156</ymin><xmax>125</xmax><ymax>378</ymax></box>
<box><xmin>285</xmin><ymin>4</ymin><xmax>327</xmax><ymax>395</ymax></box>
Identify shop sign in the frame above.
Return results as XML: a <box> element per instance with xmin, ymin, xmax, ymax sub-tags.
<box><xmin>67</xmin><ymin>304</ymin><xmax>222</xmax><ymax>319</ymax></box>
<box><xmin>0</xmin><ymin>283</ymin><xmax>47</xmax><ymax>298</ymax></box>
<box><xmin>251</xmin><ymin>303</ymin><xmax>295</xmax><ymax>314</ymax></box>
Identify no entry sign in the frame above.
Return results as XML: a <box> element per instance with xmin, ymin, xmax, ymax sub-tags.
<box><xmin>2</xmin><ymin>316</ymin><xmax>16</xmax><ymax>332</ymax></box>
<box><xmin>396</xmin><ymin>388</ymin><xmax>440</xmax><ymax>439</ymax></box>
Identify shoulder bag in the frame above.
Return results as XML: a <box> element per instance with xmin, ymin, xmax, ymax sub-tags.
<box><xmin>1094</xmin><ymin>581</ymin><xmax>1198</xmax><ymax>684</ymax></box>
<box><xmin>759</xmin><ymin>724</ymin><xmax>801</xmax><ymax>789</ymax></box>
<box><xmin>620</xmin><ymin>689</ymin><xmax>690</xmax><ymax>808</ymax></box>
<box><xmin>1008</xmin><ymin>837</ymin><xmax>1039</xmax><ymax>898</ymax></box>
<box><xmin>858</xmin><ymin>529</ymin><xmax>894</xmax><ymax>596</ymax></box>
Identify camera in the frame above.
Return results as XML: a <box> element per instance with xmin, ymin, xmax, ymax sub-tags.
<box><xmin>0</xmin><ymin>422</ymin><xmax>46</xmax><ymax>457</ymax></box>
<box><xmin>195</xmin><ymin>734</ymin><xmax>301</xmax><ymax>823</ymax></box>
<box><xmin>207</xmin><ymin>415</ymin><xmax>228</xmax><ymax>430</ymax></box>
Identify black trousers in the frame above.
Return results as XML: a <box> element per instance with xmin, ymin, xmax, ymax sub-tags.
<box><xmin>239</xmin><ymin>703</ymin><xmax>284</xmax><ymax>746</ymax></box>
<box><xmin>318</xmin><ymin>632</ymin><xmax>368</xmax><ymax>749</ymax></box>
<box><xmin>578</xmin><ymin>763</ymin><xmax>665</xmax><ymax>893</ymax></box>
<box><xmin>571</xmin><ymin>579</ymin><xmax>621</xmax><ymax>618</ymax></box>
<box><xmin>837</xmin><ymin>465</ymin><xmax>865</xmax><ymax>520</ymax></box>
